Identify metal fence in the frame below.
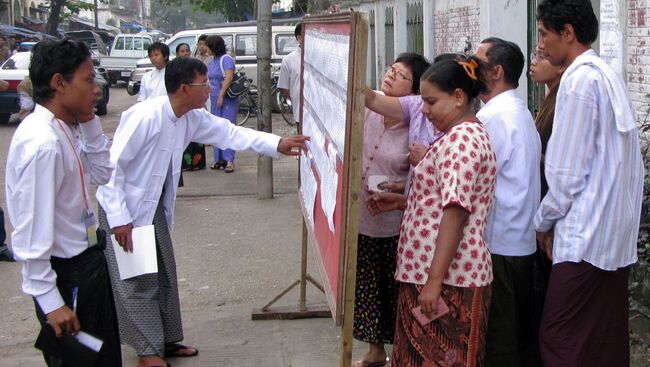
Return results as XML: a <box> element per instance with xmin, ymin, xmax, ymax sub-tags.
<box><xmin>384</xmin><ymin>6</ymin><xmax>394</xmax><ymax>66</ymax></box>
<box><xmin>406</xmin><ymin>2</ymin><xmax>423</xmax><ymax>55</ymax></box>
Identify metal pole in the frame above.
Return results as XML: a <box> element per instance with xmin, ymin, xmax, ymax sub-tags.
<box><xmin>257</xmin><ymin>0</ymin><xmax>274</xmax><ymax>199</ymax></box>
<box><xmin>94</xmin><ymin>0</ymin><xmax>99</xmax><ymax>29</ymax></box>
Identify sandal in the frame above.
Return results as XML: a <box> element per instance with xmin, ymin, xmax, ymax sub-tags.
<box><xmin>224</xmin><ymin>162</ymin><xmax>235</xmax><ymax>173</ymax></box>
<box><xmin>210</xmin><ymin>160</ymin><xmax>226</xmax><ymax>170</ymax></box>
<box><xmin>164</xmin><ymin>343</ymin><xmax>199</xmax><ymax>358</ymax></box>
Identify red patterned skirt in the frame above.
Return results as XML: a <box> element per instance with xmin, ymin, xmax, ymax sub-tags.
<box><xmin>391</xmin><ymin>282</ymin><xmax>491</xmax><ymax>367</ymax></box>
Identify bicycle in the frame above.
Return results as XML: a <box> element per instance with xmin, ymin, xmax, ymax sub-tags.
<box><xmin>235</xmin><ymin>69</ymin><xmax>295</xmax><ymax>126</ymax></box>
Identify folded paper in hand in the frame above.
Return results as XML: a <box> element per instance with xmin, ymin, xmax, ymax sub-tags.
<box><xmin>111</xmin><ymin>224</ymin><xmax>158</xmax><ymax>280</ymax></box>
<box><xmin>35</xmin><ymin>327</ymin><xmax>103</xmax><ymax>367</ymax></box>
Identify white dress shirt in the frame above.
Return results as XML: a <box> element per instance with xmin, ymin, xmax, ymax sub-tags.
<box><xmin>477</xmin><ymin>90</ymin><xmax>541</xmax><ymax>256</ymax></box>
<box><xmin>5</xmin><ymin>105</ymin><xmax>112</xmax><ymax>314</ymax></box>
<box><xmin>278</xmin><ymin>49</ymin><xmax>302</xmax><ymax>122</ymax></box>
<box><xmin>138</xmin><ymin>67</ymin><xmax>167</xmax><ymax>102</ymax></box>
<box><xmin>96</xmin><ymin>96</ymin><xmax>281</xmax><ymax>231</ymax></box>
<box><xmin>535</xmin><ymin>50</ymin><xmax>643</xmax><ymax>270</ymax></box>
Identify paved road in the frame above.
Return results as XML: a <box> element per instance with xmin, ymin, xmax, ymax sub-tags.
<box><xmin>0</xmin><ymin>84</ymin><xmax>359</xmax><ymax>366</ymax></box>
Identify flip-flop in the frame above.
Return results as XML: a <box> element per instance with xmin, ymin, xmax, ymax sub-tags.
<box><xmin>164</xmin><ymin>343</ymin><xmax>199</xmax><ymax>357</ymax></box>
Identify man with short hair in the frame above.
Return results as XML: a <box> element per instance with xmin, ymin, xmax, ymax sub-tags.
<box><xmin>474</xmin><ymin>37</ymin><xmax>542</xmax><ymax>367</ymax></box>
<box><xmin>5</xmin><ymin>39</ymin><xmax>121</xmax><ymax>366</ymax></box>
<box><xmin>96</xmin><ymin>57</ymin><xmax>309</xmax><ymax>367</ymax></box>
<box><xmin>278</xmin><ymin>22</ymin><xmax>303</xmax><ymax>124</ymax></box>
<box><xmin>138</xmin><ymin>41</ymin><xmax>169</xmax><ymax>102</ymax></box>
<box><xmin>535</xmin><ymin>1</ymin><xmax>643</xmax><ymax>365</ymax></box>
<box><xmin>195</xmin><ymin>34</ymin><xmax>213</xmax><ymax>67</ymax></box>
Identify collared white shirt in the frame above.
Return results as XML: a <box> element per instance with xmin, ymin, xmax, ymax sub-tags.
<box><xmin>278</xmin><ymin>49</ymin><xmax>302</xmax><ymax>122</ymax></box>
<box><xmin>138</xmin><ymin>67</ymin><xmax>166</xmax><ymax>102</ymax></box>
<box><xmin>535</xmin><ymin>50</ymin><xmax>643</xmax><ymax>271</ymax></box>
<box><xmin>477</xmin><ymin>90</ymin><xmax>541</xmax><ymax>256</ymax></box>
<box><xmin>96</xmin><ymin>96</ymin><xmax>281</xmax><ymax>231</ymax></box>
<box><xmin>5</xmin><ymin>105</ymin><xmax>112</xmax><ymax>314</ymax></box>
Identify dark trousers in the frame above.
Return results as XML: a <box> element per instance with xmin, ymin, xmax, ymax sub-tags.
<box><xmin>485</xmin><ymin>253</ymin><xmax>541</xmax><ymax>367</ymax></box>
<box><xmin>0</xmin><ymin>206</ymin><xmax>6</xmax><ymax>246</ymax></box>
<box><xmin>34</xmin><ymin>246</ymin><xmax>122</xmax><ymax>367</ymax></box>
<box><xmin>539</xmin><ymin>261</ymin><xmax>630</xmax><ymax>367</ymax></box>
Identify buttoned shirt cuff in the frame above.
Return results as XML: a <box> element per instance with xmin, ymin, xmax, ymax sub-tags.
<box><xmin>106</xmin><ymin>210</ymin><xmax>133</xmax><ymax>230</ymax></box>
<box><xmin>35</xmin><ymin>287</ymin><xmax>65</xmax><ymax>315</ymax></box>
<box><xmin>78</xmin><ymin>117</ymin><xmax>102</xmax><ymax>139</ymax></box>
<box><xmin>534</xmin><ymin>212</ymin><xmax>554</xmax><ymax>233</ymax></box>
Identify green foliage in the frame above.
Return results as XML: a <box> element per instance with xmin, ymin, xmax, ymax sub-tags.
<box><xmin>160</xmin><ymin>0</ymin><xmax>254</xmax><ymax>22</ymax></box>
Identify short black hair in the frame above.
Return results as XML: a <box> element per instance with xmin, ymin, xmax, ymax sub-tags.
<box><xmin>175</xmin><ymin>42</ymin><xmax>190</xmax><ymax>54</ymax></box>
<box><xmin>198</xmin><ymin>34</ymin><xmax>208</xmax><ymax>42</ymax></box>
<box><xmin>206</xmin><ymin>35</ymin><xmax>226</xmax><ymax>57</ymax></box>
<box><xmin>393</xmin><ymin>52</ymin><xmax>430</xmax><ymax>94</ymax></box>
<box><xmin>537</xmin><ymin>0</ymin><xmax>599</xmax><ymax>45</ymax></box>
<box><xmin>433</xmin><ymin>53</ymin><xmax>465</xmax><ymax>63</ymax></box>
<box><xmin>148</xmin><ymin>41</ymin><xmax>170</xmax><ymax>61</ymax></box>
<box><xmin>480</xmin><ymin>37</ymin><xmax>525</xmax><ymax>88</ymax></box>
<box><xmin>165</xmin><ymin>57</ymin><xmax>208</xmax><ymax>94</ymax></box>
<box><xmin>295</xmin><ymin>23</ymin><xmax>303</xmax><ymax>38</ymax></box>
<box><xmin>30</xmin><ymin>39</ymin><xmax>90</xmax><ymax>104</ymax></box>
<box><xmin>421</xmin><ymin>56</ymin><xmax>487</xmax><ymax>101</ymax></box>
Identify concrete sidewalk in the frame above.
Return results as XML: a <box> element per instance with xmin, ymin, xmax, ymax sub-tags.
<box><xmin>0</xmin><ymin>133</ymin><xmax>372</xmax><ymax>366</ymax></box>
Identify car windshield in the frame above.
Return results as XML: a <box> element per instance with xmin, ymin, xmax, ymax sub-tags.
<box><xmin>2</xmin><ymin>53</ymin><xmax>31</xmax><ymax>70</ymax></box>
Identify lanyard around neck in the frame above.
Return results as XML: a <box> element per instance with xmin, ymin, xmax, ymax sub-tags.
<box><xmin>54</xmin><ymin>118</ymin><xmax>90</xmax><ymax>211</ymax></box>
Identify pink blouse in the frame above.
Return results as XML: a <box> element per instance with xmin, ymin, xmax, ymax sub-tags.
<box><xmin>395</xmin><ymin>121</ymin><xmax>497</xmax><ymax>288</ymax></box>
<box><xmin>358</xmin><ymin>108</ymin><xmax>410</xmax><ymax>237</ymax></box>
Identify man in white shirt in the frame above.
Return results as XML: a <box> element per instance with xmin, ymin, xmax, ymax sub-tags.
<box><xmin>474</xmin><ymin>38</ymin><xmax>542</xmax><ymax>367</ymax></box>
<box><xmin>535</xmin><ymin>1</ymin><xmax>643</xmax><ymax>365</ymax></box>
<box><xmin>95</xmin><ymin>57</ymin><xmax>309</xmax><ymax>367</ymax></box>
<box><xmin>5</xmin><ymin>40</ymin><xmax>121</xmax><ymax>366</ymax></box>
<box><xmin>138</xmin><ymin>41</ymin><xmax>169</xmax><ymax>102</ymax></box>
<box><xmin>278</xmin><ymin>22</ymin><xmax>303</xmax><ymax>124</ymax></box>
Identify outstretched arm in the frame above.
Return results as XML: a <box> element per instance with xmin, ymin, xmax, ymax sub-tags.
<box><xmin>364</xmin><ymin>88</ymin><xmax>405</xmax><ymax>122</ymax></box>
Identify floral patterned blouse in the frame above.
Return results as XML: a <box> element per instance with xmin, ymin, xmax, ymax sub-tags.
<box><xmin>394</xmin><ymin>120</ymin><xmax>497</xmax><ymax>288</ymax></box>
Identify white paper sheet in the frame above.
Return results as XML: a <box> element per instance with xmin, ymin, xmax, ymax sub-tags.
<box><xmin>110</xmin><ymin>224</ymin><xmax>158</xmax><ymax>280</ymax></box>
<box><xmin>75</xmin><ymin>331</ymin><xmax>104</xmax><ymax>352</ymax></box>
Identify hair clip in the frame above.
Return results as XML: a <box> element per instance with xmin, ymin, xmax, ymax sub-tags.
<box><xmin>458</xmin><ymin>59</ymin><xmax>479</xmax><ymax>80</ymax></box>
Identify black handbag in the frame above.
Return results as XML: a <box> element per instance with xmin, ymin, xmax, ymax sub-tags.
<box><xmin>219</xmin><ymin>55</ymin><xmax>250</xmax><ymax>99</ymax></box>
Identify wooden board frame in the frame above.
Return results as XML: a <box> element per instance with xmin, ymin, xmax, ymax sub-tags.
<box><xmin>297</xmin><ymin>11</ymin><xmax>368</xmax><ymax>366</ymax></box>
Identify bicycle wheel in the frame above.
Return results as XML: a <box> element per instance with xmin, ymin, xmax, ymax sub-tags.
<box><xmin>277</xmin><ymin>92</ymin><xmax>296</xmax><ymax>126</ymax></box>
<box><xmin>237</xmin><ymin>91</ymin><xmax>254</xmax><ymax>126</ymax></box>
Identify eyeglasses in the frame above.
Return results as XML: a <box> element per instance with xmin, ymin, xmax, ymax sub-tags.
<box><xmin>530</xmin><ymin>51</ymin><xmax>546</xmax><ymax>64</ymax></box>
<box><xmin>384</xmin><ymin>65</ymin><xmax>412</xmax><ymax>81</ymax></box>
<box><xmin>187</xmin><ymin>80</ymin><xmax>210</xmax><ymax>88</ymax></box>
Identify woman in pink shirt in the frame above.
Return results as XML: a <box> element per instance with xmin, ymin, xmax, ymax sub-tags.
<box><xmin>352</xmin><ymin>53</ymin><xmax>430</xmax><ymax>367</ymax></box>
<box><xmin>368</xmin><ymin>57</ymin><xmax>497</xmax><ymax>367</ymax></box>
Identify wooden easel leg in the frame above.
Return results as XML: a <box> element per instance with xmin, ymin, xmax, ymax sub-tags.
<box><xmin>252</xmin><ymin>218</ymin><xmax>330</xmax><ymax>320</ymax></box>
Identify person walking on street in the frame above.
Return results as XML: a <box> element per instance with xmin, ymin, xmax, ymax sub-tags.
<box><xmin>5</xmin><ymin>39</ymin><xmax>121</xmax><ymax>366</ymax></box>
<box><xmin>95</xmin><ymin>57</ymin><xmax>309</xmax><ymax>367</ymax></box>
<box><xmin>535</xmin><ymin>1</ymin><xmax>644</xmax><ymax>366</ymax></box>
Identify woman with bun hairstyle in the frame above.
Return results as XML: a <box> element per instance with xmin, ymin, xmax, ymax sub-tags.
<box><xmin>367</xmin><ymin>57</ymin><xmax>497</xmax><ymax>366</ymax></box>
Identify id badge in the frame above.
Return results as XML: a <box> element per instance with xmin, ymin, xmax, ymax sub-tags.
<box><xmin>84</xmin><ymin>210</ymin><xmax>98</xmax><ymax>247</ymax></box>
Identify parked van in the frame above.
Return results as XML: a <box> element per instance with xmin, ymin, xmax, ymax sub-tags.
<box><xmin>101</xmin><ymin>33</ymin><xmax>153</xmax><ymax>84</ymax></box>
<box><xmin>127</xmin><ymin>24</ymin><xmax>299</xmax><ymax>95</ymax></box>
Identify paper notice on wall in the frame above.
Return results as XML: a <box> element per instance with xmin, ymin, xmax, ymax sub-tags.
<box><xmin>300</xmin><ymin>152</ymin><xmax>317</xmax><ymax>228</ymax></box>
<box><xmin>600</xmin><ymin>0</ymin><xmax>624</xmax><ymax>77</ymax></box>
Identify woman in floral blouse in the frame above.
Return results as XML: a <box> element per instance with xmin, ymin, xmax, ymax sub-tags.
<box><xmin>368</xmin><ymin>57</ymin><xmax>497</xmax><ymax>367</ymax></box>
